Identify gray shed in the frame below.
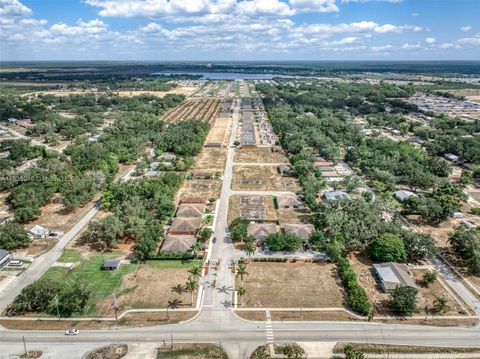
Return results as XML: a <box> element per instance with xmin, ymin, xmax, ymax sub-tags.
<box><xmin>102</xmin><ymin>259</ymin><xmax>121</xmax><ymax>271</ymax></box>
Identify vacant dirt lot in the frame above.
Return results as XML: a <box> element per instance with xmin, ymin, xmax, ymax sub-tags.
<box><xmin>350</xmin><ymin>254</ymin><xmax>471</xmax><ymax>316</ymax></box>
<box><xmin>176</xmin><ymin>179</ymin><xmax>222</xmax><ymax>203</ymax></box>
<box><xmin>227</xmin><ymin>195</ymin><xmax>277</xmax><ymax>224</ymax></box>
<box><xmin>192</xmin><ymin>148</ymin><xmax>227</xmax><ymax>173</ymax></box>
<box><xmin>234</xmin><ymin>148</ymin><xmax>288</xmax><ymax>164</ymax></box>
<box><xmin>232</xmin><ymin>165</ymin><xmax>299</xmax><ymax>192</ymax></box>
<box><xmin>206</xmin><ymin>117</ymin><xmax>231</xmax><ymax>146</ymax></box>
<box><xmin>238</xmin><ymin>261</ymin><xmax>346</xmax><ymax>308</ymax></box>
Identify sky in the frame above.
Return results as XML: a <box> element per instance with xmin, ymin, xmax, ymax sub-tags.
<box><xmin>0</xmin><ymin>0</ymin><xmax>479</xmax><ymax>61</ymax></box>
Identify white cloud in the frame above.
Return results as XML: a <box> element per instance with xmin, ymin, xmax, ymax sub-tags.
<box><xmin>370</xmin><ymin>44</ymin><xmax>393</xmax><ymax>52</ymax></box>
<box><xmin>341</xmin><ymin>0</ymin><xmax>401</xmax><ymax>3</ymax></box>
<box><xmin>460</xmin><ymin>25</ymin><xmax>472</xmax><ymax>32</ymax></box>
<box><xmin>288</xmin><ymin>0</ymin><xmax>339</xmax><ymax>12</ymax></box>
<box><xmin>425</xmin><ymin>37</ymin><xmax>436</xmax><ymax>44</ymax></box>
<box><xmin>237</xmin><ymin>0</ymin><xmax>294</xmax><ymax>16</ymax></box>
<box><xmin>411</xmin><ymin>12</ymin><xmax>419</xmax><ymax>17</ymax></box>
<box><xmin>401</xmin><ymin>42</ymin><xmax>421</xmax><ymax>50</ymax></box>
<box><xmin>296</xmin><ymin>21</ymin><xmax>421</xmax><ymax>36</ymax></box>
<box><xmin>50</xmin><ymin>19</ymin><xmax>108</xmax><ymax>35</ymax></box>
<box><xmin>0</xmin><ymin>0</ymin><xmax>31</xmax><ymax>17</ymax></box>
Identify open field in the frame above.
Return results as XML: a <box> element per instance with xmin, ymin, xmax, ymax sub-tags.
<box><xmin>162</xmin><ymin>99</ymin><xmax>222</xmax><ymax>124</ymax></box>
<box><xmin>277</xmin><ymin>208</ymin><xmax>311</xmax><ymax>224</ymax></box>
<box><xmin>237</xmin><ymin>261</ymin><xmax>346</xmax><ymax>308</ymax></box>
<box><xmin>349</xmin><ymin>254</ymin><xmax>471</xmax><ymax>316</ymax></box>
<box><xmin>192</xmin><ymin>148</ymin><xmax>227</xmax><ymax>173</ymax></box>
<box><xmin>41</xmin><ymin>250</ymin><xmax>200</xmax><ymax>316</ymax></box>
<box><xmin>231</xmin><ymin>165</ymin><xmax>299</xmax><ymax>192</ymax></box>
<box><xmin>205</xmin><ymin>116</ymin><xmax>231</xmax><ymax>147</ymax></box>
<box><xmin>157</xmin><ymin>344</ymin><xmax>228</xmax><ymax>359</ymax></box>
<box><xmin>175</xmin><ymin>179</ymin><xmax>222</xmax><ymax>202</ymax></box>
<box><xmin>234</xmin><ymin>148</ymin><xmax>288</xmax><ymax>164</ymax></box>
<box><xmin>228</xmin><ymin>195</ymin><xmax>277</xmax><ymax>224</ymax></box>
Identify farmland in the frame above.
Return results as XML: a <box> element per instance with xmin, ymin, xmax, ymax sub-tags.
<box><xmin>162</xmin><ymin>98</ymin><xmax>222</xmax><ymax>124</ymax></box>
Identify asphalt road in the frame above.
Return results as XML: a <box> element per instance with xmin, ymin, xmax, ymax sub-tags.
<box><xmin>2</xmin><ymin>100</ymin><xmax>480</xmax><ymax>358</ymax></box>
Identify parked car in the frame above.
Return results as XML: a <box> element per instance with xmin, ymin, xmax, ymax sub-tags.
<box><xmin>65</xmin><ymin>329</ymin><xmax>79</xmax><ymax>336</ymax></box>
<box><xmin>7</xmin><ymin>260</ymin><xmax>22</xmax><ymax>267</ymax></box>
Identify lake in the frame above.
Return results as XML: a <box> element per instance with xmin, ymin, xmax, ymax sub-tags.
<box><xmin>152</xmin><ymin>71</ymin><xmax>293</xmax><ymax>80</ymax></box>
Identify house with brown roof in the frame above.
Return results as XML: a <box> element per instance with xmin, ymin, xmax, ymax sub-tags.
<box><xmin>283</xmin><ymin>223</ymin><xmax>315</xmax><ymax>240</ymax></box>
<box><xmin>161</xmin><ymin>234</ymin><xmax>197</xmax><ymax>253</ymax></box>
<box><xmin>176</xmin><ymin>204</ymin><xmax>205</xmax><ymax>218</ymax></box>
<box><xmin>180</xmin><ymin>195</ymin><xmax>208</xmax><ymax>205</ymax></box>
<box><xmin>169</xmin><ymin>218</ymin><xmax>202</xmax><ymax>235</ymax></box>
<box><xmin>277</xmin><ymin>195</ymin><xmax>304</xmax><ymax>209</ymax></box>
<box><xmin>314</xmin><ymin>160</ymin><xmax>334</xmax><ymax>167</ymax></box>
<box><xmin>247</xmin><ymin>223</ymin><xmax>278</xmax><ymax>240</ymax></box>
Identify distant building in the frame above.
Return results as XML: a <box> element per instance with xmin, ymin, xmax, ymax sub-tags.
<box><xmin>373</xmin><ymin>262</ymin><xmax>417</xmax><ymax>293</ymax></box>
<box><xmin>102</xmin><ymin>259</ymin><xmax>121</xmax><ymax>271</ymax></box>
<box><xmin>159</xmin><ymin>153</ymin><xmax>176</xmax><ymax>162</ymax></box>
<box><xmin>444</xmin><ymin>153</ymin><xmax>460</xmax><ymax>163</ymax></box>
<box><xmin>277</xmin><ymin>164</ymin><xmax>292</xmax><ymax>176</ymax></box>
<box><xmin>176</xmin><ymin>204</ymin><xmax>205</xmax><ymax>218</ymax></box>
<box><xmin>28</xmin><ymin>225</ymin><xmax>50</xmax><ymax>239</ymax></box>
<box><xmin>0</xmin><ymin>249</ymin><xmax>12</xmax><ymax>268</ymax></box>
<box><xmin>394</xmin><ymin>190</ymin><xmax>416</xmax><ymax>202</ymax></box>
<box><xmin>180</xmin><ymin>195</ymin><xmax>208</xmax><ymax>205</ymax></box>
<box><xmin>324</xmin><ymin>191</ymin><xmax>350</xmax><ymax>201</ymax></box>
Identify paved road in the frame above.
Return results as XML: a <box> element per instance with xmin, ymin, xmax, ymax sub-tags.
<box><xmin>2</xmin><ymin>98</ymin><xmax>480</xmax><ymax>359</ymax></box>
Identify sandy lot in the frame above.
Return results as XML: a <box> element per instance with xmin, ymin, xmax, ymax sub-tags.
<box><xmin>206</xmin><ymin>117</ymin><xmax>231</xmax><ymax>146</ymax></box>
<box><xmin>277</xmin><ymin>208</ymin><xmax>311</xmax><ymax>224</ymax></box>
<box><xmin>175</xmin><ymin>179</ymin><xmax>222</xmax><ymax>203</ymax></box>
<box><xmin>232</xmin><ymin>165</ymin><xmax>299</xmax><ymax>192</ymax></box>
<box><xmin>163</xmin><ymin>99</ymin><xmax>222</xmax><ymax>124</ymax></box>
<box><xmin>238</xmin><ymin>261</ymin><xmax>346</xmax><ymax>308</ymax></box>
<box><xmin>192</xmin><ymin>148</ymin><xmax>227</xmax><ymax>173</ymax></box>
<box><xmin>228</xmin><ymin>195</ymin><xmax>277</xmax><ymax>224</ymax></box>
<box><xmin>234</xmin><ymin>148</ymin><xmax>288</xmax><ymax>164</ymax></box>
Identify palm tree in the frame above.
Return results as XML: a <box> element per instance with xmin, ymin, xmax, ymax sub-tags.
<box><xmin>236</xmin><ymin>262</ymin><xmax>248</xmax><ymax>286</ymax></box>
<box><xmin>237</xmin><ymin>286</ymin><xmax>246</xmax><ymax>306</ymax></box>
<box><xmin>185</xmin><ymin>278</ymin><xmax>199</xmax><ymax>305</ymax></box>
<box><xmin>188</xmin><ymin>265</ymin><xmax>202</xmax><ymax>280</ymax></box>
<box><xmin>191</xmin><ymin>242</ymin><xmax>202</xmax><ymax>258</ymax></box>
<box><xmin>244</xmin><ymin>240</ymin><xmax>256</xmax><ymax>258</ymax></box>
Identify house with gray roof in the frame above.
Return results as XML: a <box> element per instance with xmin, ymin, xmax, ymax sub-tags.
<box><xmin>373</xmin><ymin>262</ymin><xmax>417</xmax><ymax>293</ymax></box>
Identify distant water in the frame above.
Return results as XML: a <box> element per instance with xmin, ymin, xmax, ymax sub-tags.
<box><xmin>152</xmin><ymin>71</ymin><xmax>293</xmax><ymax>80</ymax></box>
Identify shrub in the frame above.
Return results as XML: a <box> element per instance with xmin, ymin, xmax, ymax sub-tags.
<box><xmin>337</xmin><ymin>257</ymin><xmax>372</xmax><ymax>316</ymax></box>
<box><xmin>389</xmin><ymin>286</ymin><xmax>418</xmax><ymax>316</ymax></box>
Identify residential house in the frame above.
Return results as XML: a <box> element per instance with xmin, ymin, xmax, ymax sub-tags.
<box><xmin>283</xmin><ymin>224</ymin><xmax>315</xmax><ymax>240</ymax></box>
<box><xmin>277</xmin><ymin>164</ymin><xmax>292</xmax><ymax>176</ymax></box>
<box><xmin>373</xmin><ymin>262</ymin><xmax>417</xmax><ymax>293</ymax></box>
<box><xmin>180</xmin><ymin>195</ymin><xmax>208</xmax><ymax>205</ymax></box>
<box><xmin>28</xmin><ymin>224</ymin><xmax>50</xmax><ymax>239</ymax></box>
<box><xmin>161</xmin><ymin>234</ymin><xmax>197</xmax><ymax>253</ymax></box>
<box><xmin>169</xmin><ymin>218</ymin><xmax>202</xmax><ymax>235</ymax></box>
<box><xmin>176</xmin><ymin>204</ymin><xmax>205</xmax><ymax>218</ymax></box>
<box><xmin>247</xmin><ymin>223</ymin><xmax>278</xmax><ymax>240</ymax></box>
<box><xmin>394</xmin><ymin>190</ymin><xmax>416</xmax><ymax>202</ymax></box>
<box><xmin>324</xmin><ymin>191</ymin><xmax>350</xmax><ymax>201</ymax></box>
<box><xmin>0</xmin><ymin>249</ymin><xmax>12</xmax><ymax>268</ymax></box>
<box><xmin>277</xmin><ymin>195</ymin><xmax>304</xmax><ymax>209</ymax></box>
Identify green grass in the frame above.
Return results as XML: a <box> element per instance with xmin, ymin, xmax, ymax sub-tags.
<box><xmin>157</xmin><ymin>344</ymin><xmax>228</xmax><ymax>359</ymax></box>
<box><xmin>145</xmin><ymin>260</ymin><xmax>201</xmax><ymax>269</ymax></box>
<box><xmin>42</xmin><ymin>252</ymin><xmax>138</xmax><ymax>315</ymax></box>
<box><xmin>57</xmin><ymin>249</ymin><xmax>82</xmax><ymax>263</ymax></box>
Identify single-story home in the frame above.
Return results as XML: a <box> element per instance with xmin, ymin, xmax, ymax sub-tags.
<box><xmin>102</xmin><ymin>259</ymin><xmax>121</xmax><ymax>271</ymax></box>
<box><xmin>324</xmin><ymin>191</ymin><xmax>350</xmax><ymax>201</ymax></box>
<box><xmin>277</xmin><ymin>195</ymin><xmax>304</xmax><ymax>209</ymax></box>
<box><xmin>314</xmin><ymin>160</ymin><xmax>334</xmax><ymax>168</ymax></box>
<box><xmin>247</xmin><ymin>223</ymin><xmax>278</xmax><ymax>240</ymax></box>
<box><xmin>169</xmin><ymin>217</ymin><xmax>202</xmax><ymax>235</ymax></box>
<box><xmin>161</xmin><ymin>234</ymin><xmax>197</xmax><ymax>253</ymax></box>
<box><xmin>373</xmin><ymin>262</ymin><xmax>417</xmax><ymax>293</ymax></box>
<box><xmin>444</xmin><ymin>153</ymin><xmax>460</xmax><ymax>163</ymax></box>
<box><xmin>277</xmin><ymin>164</ymin><xmax>292</xmax><ymax>176</ymax></box>
<box><xmin>271</xmin><ymin>145</ymin><xmax>284</xmax><ymax>154</ymax></box>
<box><xmin>283</xmin><ymin>223</ymin><xmax>315</xmax><ymax>240</ymax></box>
<box><xmin>394</xmin><ymin>190</ymin><xmax>417</xmax><ymax>202</ymax></box>
<box><xmin>180</xmin><ymin>195</ymin><xmax>208</xmax><ymax>205</ymax></box>
<box><xmin>0</xmin><ymin>249</ymin><xmax>12</xmax><ymax>268</ymax></box>
<box><xmin>159</xmin><ymin>153</ymin><xmax>177</xmax><ymax>162</ymax></box>
<box><xmin>28</xmin><ymin>224</ymin><xmax>50</xmax><ymax>239</ymax></box>
<box><xmin>176</xmin><ymin>204</ymin><xmax>205</xmax><ymax>218</ymax></box>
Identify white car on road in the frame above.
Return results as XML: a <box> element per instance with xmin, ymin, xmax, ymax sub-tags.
<box><xmin>65</xmin><ymin>329</ymin><xmax>79</xmax><ymax>336</ymax></box>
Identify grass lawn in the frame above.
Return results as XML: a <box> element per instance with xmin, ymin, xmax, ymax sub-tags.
<box><xmin>57</xmin><ymin>249</ymin><xmax>83</xmax><ymax>262</ymax></box>
<box><xmin>145</xmin><ymin>260</ymin><xmax>201</xmax><ymax>269</ymax></box>
<box><xmin>43</xmin><ymin>252</ymin><xmax>138</xmax><ymax>316</ymax></box>
<box><xmin>157</xmin><ymin>344</ymin><xmax>228</xmax><ymax>359</ymax></box>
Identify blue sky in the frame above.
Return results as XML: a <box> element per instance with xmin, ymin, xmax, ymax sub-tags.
<box><xmin>0</xmin><ymin>0</ymin><xmax>479</xmax><ymax>61</ymax></box>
